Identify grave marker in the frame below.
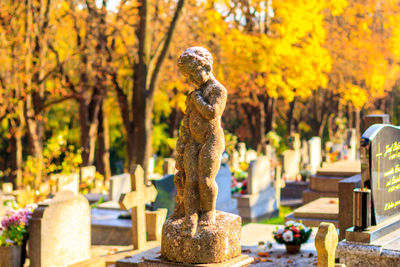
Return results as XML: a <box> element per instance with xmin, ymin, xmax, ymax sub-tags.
<box><xmin>54</xmin><ymin>173</ymin><xmax>79</xmax><ymax>195</ymax></box>
<box><xmin>29</xmin><ymin>191</ymin><xmax>92</xmax><ymax>267</ymax></box>
<box><xmin>162</xmin><ymin>158</ymin><xmax>176</xmax><ymax>176</ymax></box>
<box><xmin>360</xmin><ymin>124</ymin><xmax>400</xmax><ymax>224</ymax></box>
<box><xmin>118</xmin><ymin>165</ymin><xmax>157</xmax><ymax>250</ymax></box>
<box><xmin>238</xmin><ymin>142</ymin><xmax>246</xmax><ymax>162</ymax></box>
<box><xmin>2</xmin><ymin>183</ymin><xmax>13</xmax><ymax>194</ymax></box>
<box><xmin>282</xmin><ymin>149</ymin><xmax>300</xmax><ymax>180</ymax></box>
<box><xmin>109</xmin><ymin>173</ymin><xmax>131</xmax><ymax>202</ymax></box>
<box><xmin>309</xmin><ymin>137</ymin><xmax>321</xmax><ymax>174</ymax></box>
<box><xmin>245</xmin><ymin>149</ymin><xmax>257</xmax><ymax>163</ymax></box>
<box><xmin>315</xmin><ymin>222</ymin><xmax>345</xmax><ymax>267</ymax></box>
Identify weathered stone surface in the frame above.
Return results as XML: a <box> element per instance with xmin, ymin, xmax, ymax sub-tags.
<box><xmin>338</xmin><ymin>174</ymin><xmax>362</xmax><ymax>240</ymax></box>
<box><xmin>140</xmin><ymin>254</ymin><xmax>253</xmax><ymax>267</ymax></box>
<box><xmin>119</xmin><ymin>165</ymin><xmax>158</xmax><ymax>250</ymax></box>
<box><xmin>337</xmin><ymin>239</ymin><xmax>400</xmax><ymax>267</ymax></box>
<box><xmin>29</xmin><ymin>191</ymin><xmax>91</xmax><ymax>267</ymax></box>
<box><xmin>315</xmin><ymin>223</ymin><xmax>338</xmax><ymax>267</ymax></box>
<box><xmin>161</xmin><ymin>211</ymin><xmax>241</xmax><ymax>264</ymax></box>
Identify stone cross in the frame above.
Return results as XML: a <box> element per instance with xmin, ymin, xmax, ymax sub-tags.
<box><xmin>315</xmin><ymin>222</ymin><xmax>346</xmax><ymax>267</ymax></box>
<box><xmin>119</xmin><ymin>165</ymin><xmax>158</xmax><ymax>250</ymax></box>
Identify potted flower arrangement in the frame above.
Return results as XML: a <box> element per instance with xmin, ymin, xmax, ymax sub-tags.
<box><xmin>273</xmin><ymin>220</ymin><xmax>312</xmax><ymax>254</ymax></box>
<box><xmin>0</xmin><ymin>206</ymin><xmax>34</xmax><ymax>267</ymax></box>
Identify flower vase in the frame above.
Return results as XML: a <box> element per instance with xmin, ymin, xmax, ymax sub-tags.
<box><xmin>285</xmin><ymin>244</ymin><xmax>301</xmax><ymax>254</ymax></box>
<box><xmin>0</xmin><ymin>245</ymin><xmax>22</xmax><ymax>267</ymax></box>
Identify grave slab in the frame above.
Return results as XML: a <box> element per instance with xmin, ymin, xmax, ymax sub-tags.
<box><xmin>285</xmin><ymin>197</ymin><xmax>339</xmax><ymax>228</ymax></box>
<box><xmin>316</xmin><ymin>160</ymin><xmax>361</xmax><ymax>177</ymax></box>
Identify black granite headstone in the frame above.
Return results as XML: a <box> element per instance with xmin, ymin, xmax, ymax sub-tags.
<box><xmin>361</xmin><ymin>124</ymin><xmax>400</xmax><ymax>225</ymax></box>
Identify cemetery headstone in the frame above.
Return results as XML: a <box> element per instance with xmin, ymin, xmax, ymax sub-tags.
<box><xmin>148</xmin><ymin>156</ymin><xmax>155</xmax><ymax>175</ymax></box>
<box><xmin>309</xmin><ymin>137</ymin><xmax>322</xmax><ymax>174</ymax></box>
<box><xmin>245</xmin><ymin>149</ymin><xmax>258</xmax><ymax>163</ymax></box>
<box><xmin>109</xmin><ymin>173</ymin><xmax>131</xmax><ymax>202</ymax></box>
<box><xmin>2</xmin><ymin>183</ymin><xmax>13</xmax><ymax>194</ymax></box>
<box><xmin>282</xmin><ymin>149</ymin><xmax>300</xmax><ymax>180</ymax></box>
<box><xmin>238</xmin><ymin>142</ymin><xmax>246</xmax><ymax>162</ymax></box>
<box><xmin>234</xmin><ymin>156</ymin><xmax>278</xmax><ymax>221</ymax></box>
<box><xmin>231</xmin><ymin>150</ymin><xmax>240</xmax><ymax>172</ymax></box>
<box><xmin>162</xmin><ymin>158</ymin><xmax>176</xmax><ymax>176</ymax></box>
<box><xmin>315</xmin><ymin>222</ymin><xmax>345</xmax><ymax>267</ymax></box>
<box><xmin>301</xmin><ymin>139</ymin><xmax>310</xmax><ymax>168</ymax></box>
<box><xmin>80</xmin><ymin>165</ymin><xmax>96</xmax><ymax>181</ymax></box>
<box><xmin>247</xmin><ymin>156</ymin><xmax>272</xmax><ymax>194</ymax></box>
<box><xmin>345</xmin><ymin>129</ymin><xmax>357</xmax><ymax>161</ymax></box>
<box><xmin>29</xmin><ymin>191</ymin><xmax>92</xmax><ymax>267</ymax></box>
<box><xmin>339</xmin><ymin>124</ymin><xmax>400</xmax><ymax>267</ymax></box>
<box><xmin>118</xmin><ymin>165</ymin><xmax>158</xmax><ymax>250</ymax></box>
<box><xmin>53</xmin><ymin>173</ymin><xmax>79</xmax><ymax>195</ymax></box>
<box><xmin>360</xmin><ymin>124</ymin><xmax>400</xmax><ymax>224</ymax></box>
<box><xmin>215</xmin><ymin>164</ymin><xmax>238</xmax><ymax>214</ymax></box>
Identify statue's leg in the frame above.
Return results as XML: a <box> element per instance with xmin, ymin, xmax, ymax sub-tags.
<box><xmin>182</xmin><ymin>140</ymin><xmax>200</xmax><ymax>236</ymax></box>
<box><xmin>198</xmin><ymin>137</ymin><xmax>222</xmax><ymax>226</ymax></box>
<box><xmin>170</xmin><ymin>169</ymin><xmax>185</xmax><ymax>219</ymax></box>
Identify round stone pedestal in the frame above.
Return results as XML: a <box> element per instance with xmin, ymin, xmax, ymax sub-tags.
<box><xmin>161</xmin><ymin>211</ymin><xmax>241</xmax><ymax>264</ymax></box>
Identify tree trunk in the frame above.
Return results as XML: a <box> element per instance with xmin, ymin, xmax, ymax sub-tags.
<box><xmin>287</xmin><ymin>96</ymin><xmax>297</xmax><ymax>136</ymax></box>
<box><xmin>96</xmin><ymin>100</ymin><xmax>111</xmax><ymax>183</ymax></box>
<box><xmin>265</xmin><ymin>96</ymin><xmax>276</xmax><ymax>133</ymax></box>
<box><xmin>257</xmin><ymin>94</ymin><xmax>266</xmax><ymax>153</ymax></box>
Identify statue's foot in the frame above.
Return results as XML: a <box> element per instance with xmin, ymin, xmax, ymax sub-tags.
<box><xmin>199</xmin><ymin>210</ymin><xmax>215</xmax><ymax>226</ymax></box>
<box><xmin>182</xmin><ymin>215</ymin><xmax>197</xmax><ymax>237</ymax></box>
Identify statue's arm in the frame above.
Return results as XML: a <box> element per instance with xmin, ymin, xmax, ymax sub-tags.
<box><xmin>192</xmin><ymin>86</ymin><xmax>227</xmax><ymax>120</ymax></box>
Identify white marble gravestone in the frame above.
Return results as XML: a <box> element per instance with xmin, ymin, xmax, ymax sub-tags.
<box><xmin>29</xmin><ymin>191</ymin><xmax>92</xmax><ymax>267</ymax></box>
<box><xmin>309</xmin><ymin>137</ymin><xmax>321</xmax><ymax>174</ymax></box>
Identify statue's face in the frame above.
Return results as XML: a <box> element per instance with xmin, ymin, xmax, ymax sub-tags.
<box><xmin>180</xmin><ymin>65</ymin><xmax>210</xmax><ymax>87</ymax></box>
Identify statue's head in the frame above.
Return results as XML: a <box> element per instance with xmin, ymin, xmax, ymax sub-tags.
<box><xmin>178</xmin><ymin>47</ymin><xmax>213</xmax><ymax>87</ymax></box>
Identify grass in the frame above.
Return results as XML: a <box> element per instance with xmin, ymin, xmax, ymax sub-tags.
<box><xmin>257</xmin><ymin>206</ymin><xmax>294</xmax><ymax>225</ymax></box>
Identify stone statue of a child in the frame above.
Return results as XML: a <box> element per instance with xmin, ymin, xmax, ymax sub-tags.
<box><xmin>173</xmin><ymin>47</ymin><xmax>227</xmax><ymax>237</ymax></box>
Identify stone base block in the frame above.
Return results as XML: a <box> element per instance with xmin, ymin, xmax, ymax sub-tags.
<box><xmin>284</xmin><ymin>212</ymin><xmax>338</xmax><ymax>228</ymax></box>
<box><xmin>161</xmin><ymin>211</ymin><xmax>241</xmax><ymax>264</ymax></box>
<box><xmin>140</xmin><ymin>254</ymin><xmax>253</xmax><ymax>267</ymax></box>
<box><xmin>302</xmin><ymin>189</ymin><xmax>337</xmax><ymax>204</ymax></box>
<box><xmin>337</xmin><ymin>240</ymin><xmax>400</xmax><ymax>267</ymax></box>
<box><xmin>309</xmin><ymin>175</ymin><xmax>343</xmax><ymax>193</ymax></box>
<box><xmin>346</xmin><ymin>214</ymin><xmax>400</xmax><ymax>243</ymax></box>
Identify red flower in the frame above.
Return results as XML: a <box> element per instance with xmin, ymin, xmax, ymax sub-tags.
<box><xmin>294</xmin><ymin>234</ymin><xmax>300</xmax><ymax>238</ymax></box>
<box><xmin>291</xmin><ymin>226</ymin><xmax>299</xmax><ymax>233</ymax></box>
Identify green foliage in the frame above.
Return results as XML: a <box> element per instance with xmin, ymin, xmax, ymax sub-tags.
<box><xmin>22</xmin><ymin>130</ymin><xmax>82</xmax><ymax>189</ymax></box>
<box><xmin>152</xmin><ymin>124</ymin><xmax>176</xmax><ymax>156</ymax></box>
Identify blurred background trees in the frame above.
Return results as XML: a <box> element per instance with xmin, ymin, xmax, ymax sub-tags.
<box><xmin>0</xmin><ymin>0</ymin><xmax>399</xmax><ymax>186</ymax></box>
